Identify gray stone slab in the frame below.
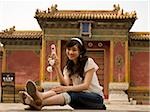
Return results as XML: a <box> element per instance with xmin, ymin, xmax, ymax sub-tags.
<box><xmin>0</xmin><ymin>103</ymin><xmax>150</xmax><ymax>112</ymax></box>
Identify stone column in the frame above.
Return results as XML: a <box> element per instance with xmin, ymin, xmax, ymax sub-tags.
<box><xmin>109</xmin><ymin>40</ymin><xmax>130</xmax><ymax>104</ymax></box>
<box><xmin>0</xmin><ymin>43</ymin><xmax>4</xmax><ymax>102</ymax></box>
<box><xmin>0</xmin><ymin>51</ymin><xmax>2</xmax><ymax>102</ymax></box>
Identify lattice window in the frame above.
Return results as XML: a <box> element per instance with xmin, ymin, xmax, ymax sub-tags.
<box><xmin>80</xmin><ymin>21</ymin><xmax>92</xmax><ymax>37</ymax></box>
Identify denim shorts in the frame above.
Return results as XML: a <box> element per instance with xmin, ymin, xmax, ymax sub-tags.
<box><xmin>67</xmin><ymin>92</ymin><xmax>106</xmax><ymax>109</ymax></box>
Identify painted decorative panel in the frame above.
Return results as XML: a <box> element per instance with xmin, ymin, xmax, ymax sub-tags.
<box><xmin>113</xmin><ymin>41</ymin><xmax>125</xmax><ymax>82</ymax></box>
<box><xmin>45</xmin><ymin>40</ymin><xmax>57</xmax><ymax>81</ymax></box>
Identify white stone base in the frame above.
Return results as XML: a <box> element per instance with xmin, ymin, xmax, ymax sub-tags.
<box><xmin>109</xmin><ymin>91</ymin><xmax>130</xmax><ymax>104</ymax></box>
<box><xmin>108</xmin><ymin>82</ymin><xmax>130</xmax><ymax>104</ymax></box>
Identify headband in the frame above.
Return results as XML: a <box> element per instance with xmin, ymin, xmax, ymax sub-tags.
<box><xmin>71</xmin><ymin>38</ymin><xmax>83</xmax><ymax>45</ymax></box>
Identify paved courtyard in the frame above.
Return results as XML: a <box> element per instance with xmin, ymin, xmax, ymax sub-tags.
<box><xmin>0</xmin><ymin>103</ymin><xmax>150</xmax><ymax>112</ymax></box>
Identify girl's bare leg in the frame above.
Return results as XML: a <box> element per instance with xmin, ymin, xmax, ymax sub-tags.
<box><xmin>26</xmin><ymin>80</ymin><xmax>57</xmax><ymax>105</ymax></box>
<box><xmin>26</xmin><ymin>94</ymin><xmax>65</xmax><ymax>110</ymax></box>
<box><xmin>38</xmin><ymin>90</ymin><xmax>57</xmax><ymax>100</ymax></box>
<box><xmin>42</xmin><ymin>94</ymin><xmax>65</xmax><ymax>106</ymax></box>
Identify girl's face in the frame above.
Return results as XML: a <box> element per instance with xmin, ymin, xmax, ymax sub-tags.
<box><xmin>66</xmin><ymin>45</ymin><xmax>80</xmax><ymax>63</ymax></box>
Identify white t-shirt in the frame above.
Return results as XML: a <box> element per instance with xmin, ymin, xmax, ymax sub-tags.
<box><xmin>63</xmin><ymin>58</ymin><xmax>104</xmax><ymax>98</ymax></box>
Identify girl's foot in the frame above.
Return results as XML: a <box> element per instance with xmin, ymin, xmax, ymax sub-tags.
<box><xmin>24</xmin><ymin>93</ymin><xmax>42</xmax><ymax>111</ymax></box>
<box><xmin>18</xmin><ymin>91</ymin><xmax>27</xmax><ymax>104</ymax></box>
<box><xmin>26</xmin><ymin>80</ymin><xmax>42</xmax><ymax>106</ymax></box>
<box><xmin>18</xmin><ymin>91</ymin><xmax>32</xmax><ymax>105</ymax></box>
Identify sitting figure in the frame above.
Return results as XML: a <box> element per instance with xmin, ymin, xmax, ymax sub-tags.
<box><xmin>19</xmin><ymin>37</ymin><xmax>106</xmax><ymax>110</ymax></box>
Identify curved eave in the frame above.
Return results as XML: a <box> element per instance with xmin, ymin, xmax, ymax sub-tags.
<box><xmin>35</xmin><ymin>13</ymin><xmax>137</xmax><ymax>20</ymax></box>
<box><xmin>129</xmin><ymin>32</ymin><xmax>150</xmax><ymax>40</ymax></box>
<box><xmin>0</xmin><ymin>31</ymin><xmax>42</xmax><ymax>39</ymax></box>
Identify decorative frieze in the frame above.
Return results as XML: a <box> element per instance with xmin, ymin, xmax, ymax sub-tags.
<box><xmin>129</xmin><ymin>40</ymin><xmax>149</xmax><ymax>47</ymax></box>
<box><xmin>94</xmin><ymin>22</ymin><xmax>129</xmax><ymax>29</ymax></box>
<box><xmin>1</xmin><ymin>39</ymin><xmax>41</xmax><ymax>46</ymax></box>
<box><xmin>86</xmin><ymin>41</ymin><xmax>104</xmax><ymax>49</ymax></box>
<box><xmin>44</xmin><ymin>21</ymin><xmax>78</xmax><ymax>28</ymax></box>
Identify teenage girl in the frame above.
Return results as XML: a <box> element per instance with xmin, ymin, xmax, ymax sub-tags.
<box><xmin>19</xmin><ymin>37</ymin><xmax>106</xmax><ymax>110</ymax></box>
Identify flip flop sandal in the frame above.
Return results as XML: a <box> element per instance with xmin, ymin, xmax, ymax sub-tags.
<box><xmin>26</xmin><ymin>80</ymin><xmax>42</xmax><ymax>106</ymax></box>
<box><xmin>18</xmin><ymin>91</ymin><xmax>27</xmax><ymax>105</ymax></box>
<box><xmin>24</xmin><ymin>94</ymin><xmax>42</xmax><ymax>111</ymax></box>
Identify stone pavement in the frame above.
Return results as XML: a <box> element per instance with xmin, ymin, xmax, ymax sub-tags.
<box><xmin>0</xmin><ymin>103</ymin><xmax>150</xmax><ymax>112</ymax></box>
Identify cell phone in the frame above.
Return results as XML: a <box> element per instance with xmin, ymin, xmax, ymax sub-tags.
<box><xmin>51</xmin><ymin>44</ymin><xmax>56</xmax><ymax>55</ymax></box>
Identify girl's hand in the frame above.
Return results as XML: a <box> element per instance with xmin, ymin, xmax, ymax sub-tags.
<box><xmin>49</xmin><ymin>53</ymin><xmax>59</xmax><ymax>68</ymax></box>
<box><xmin>51</xmin><ymin>86</ymin><xmax>68</xmax><ymax>93</ymax></box>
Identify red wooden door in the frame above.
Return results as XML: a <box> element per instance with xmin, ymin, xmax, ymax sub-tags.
<box><xmin>87</xmin><ymin>50</ymin><xmax>104</xmax><ymax>88</ymax></box>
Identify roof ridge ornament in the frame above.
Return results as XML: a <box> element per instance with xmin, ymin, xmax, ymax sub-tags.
<box><xmin>2</xmin><ymin>26</ymin><xmax>15</xmax><ymax>34</ymax></box>
<box><xmin>48</xmin><ymin>4</ymin><xmax>58</xmax><ymax>13</ymax></box>
<box><xmin>113</xmin><ymin>4</ymin><xmax>137</xmax><ymax>18</ymax></box>
<box><xmin>113</xmin><ymin>4</ymin><xmax>120</xmax><ymax>12</ymax></box>
<box><xmin>35</xmin><ymin>4</ymin><xmax>58</xmax><ymax>15</ymax></box>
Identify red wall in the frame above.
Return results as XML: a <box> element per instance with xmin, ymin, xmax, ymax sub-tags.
<box><xmin>130</xmin><ymin>52</ymin><xmax>149</xmax><ymax>86</ymax></box>
<box><xmin>6</xmin><ymin>50</ymin><xmax>40</xmax><ymax>85</ymax></box>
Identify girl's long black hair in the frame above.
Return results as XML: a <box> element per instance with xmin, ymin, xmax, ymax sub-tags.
<box><xmin>65</xmin><ymin>37</ymin><xmax>88</xmax><ymax>80</ymax></box>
